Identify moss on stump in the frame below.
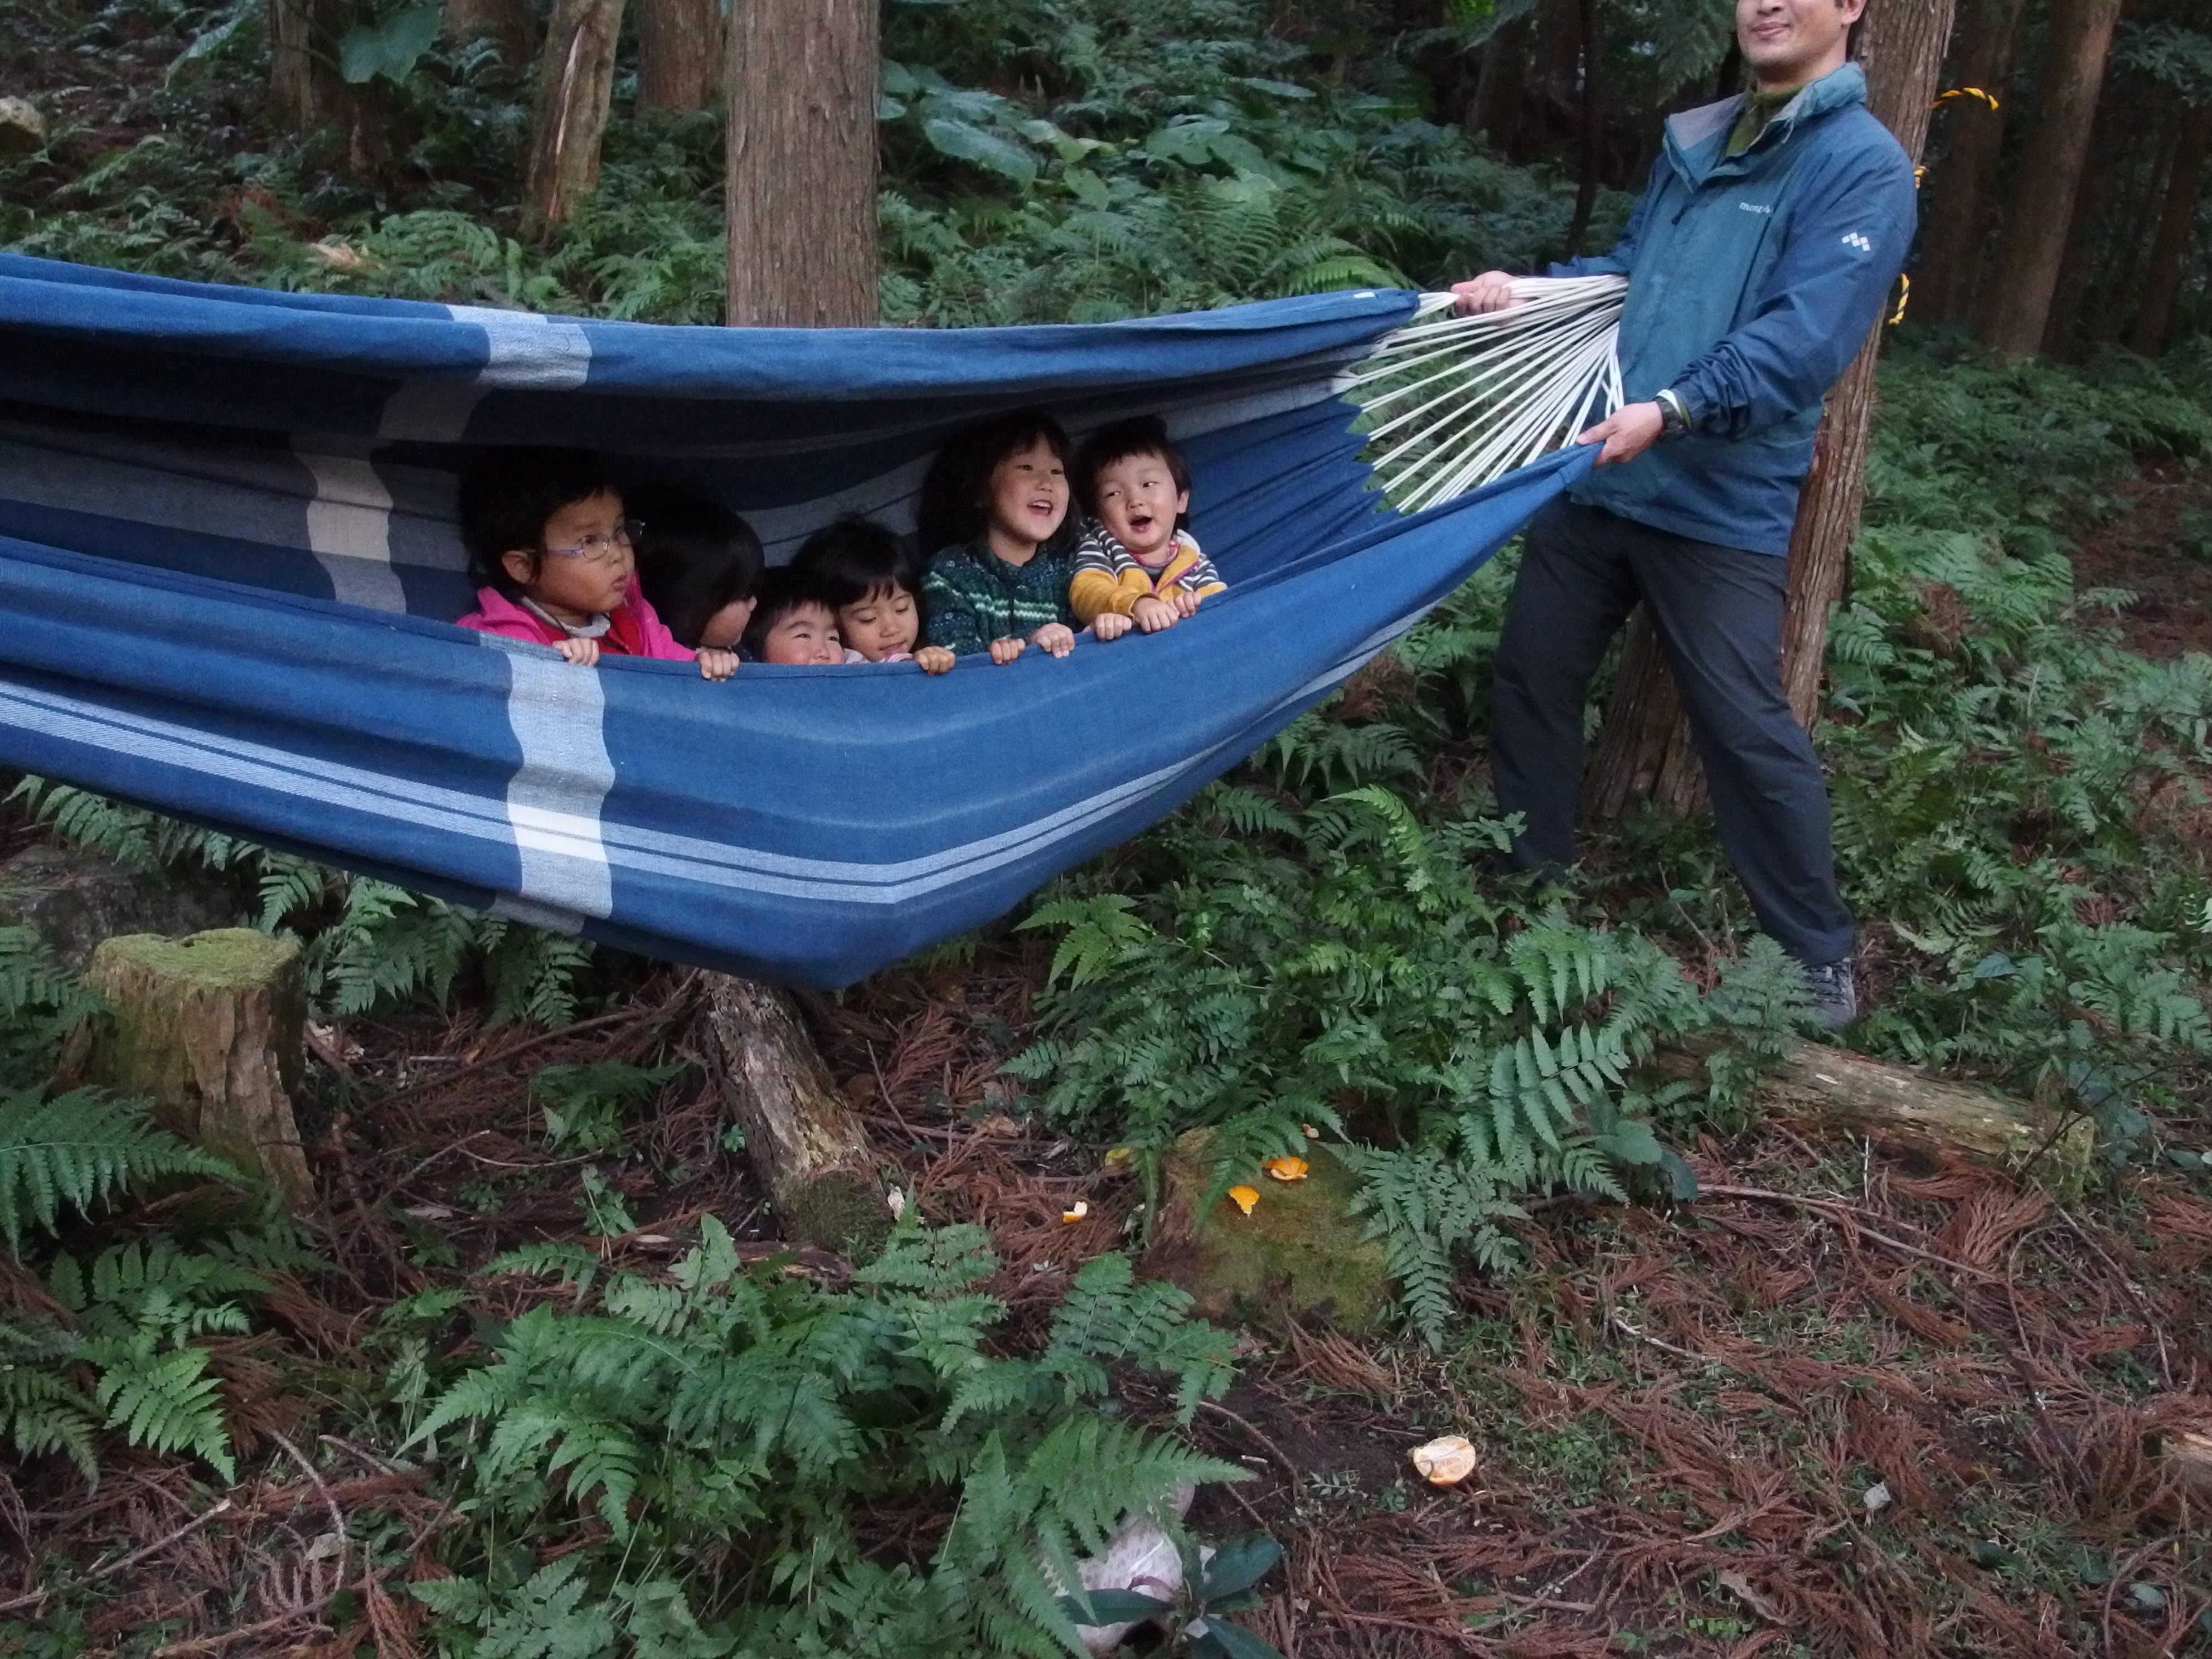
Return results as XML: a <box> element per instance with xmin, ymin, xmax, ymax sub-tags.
<box><xmin>1143</xmin><ymin>1130</ymin><xmax>1391</xmax><ymax>1331</ymax></box>
<box><xmin>80</xmin><ymin>929</ymin><xmax>313</xmax><ymax>1207</ymax></box>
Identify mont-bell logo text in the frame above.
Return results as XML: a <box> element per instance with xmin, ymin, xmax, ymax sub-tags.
<box><xmin>1841</xmin><ymin>231</ymin><xmax>1873</xmax><ymax>253</ymax></box>
<box><xmin>1737</xmin><ymin>200</ymin><xmax>1773</xmax><ymax>214</ymax></box>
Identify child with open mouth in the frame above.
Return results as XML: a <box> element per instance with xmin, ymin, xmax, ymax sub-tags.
<box><xmin>916</xmin><ymin>409</ymin><xmax>1089</xmax><ymax>666</ymax></box>
<box><xmin>1068</xmin><ymin>416</ymin><xmax>1224</xmax><ymax>640</ymax></box>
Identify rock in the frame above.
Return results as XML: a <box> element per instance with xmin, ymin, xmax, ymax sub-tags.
<box><xmin>0</xmin><ymin>844</ymin><xmax>242</xmax><ymax>977</ymax></box>
<box><xmin>1143</xmin><ymin>1130</ymin><xmax>1391</xmax><ymax>1330</ymax></box>
<box><xmin>0</xmin><ymin>98</ymin><xmax>46</xmax><ymax>159</ymax></box>
<box><xmin>77</xmin><ymin>929</ymin><xmax>313</xmax><ymax>1207</ymax></box>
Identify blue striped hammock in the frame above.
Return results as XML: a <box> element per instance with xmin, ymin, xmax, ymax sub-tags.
<box><xmin>0</xmin><ymin>253</ymin><xmax>1608</xmax><ymax>988</ymax></box>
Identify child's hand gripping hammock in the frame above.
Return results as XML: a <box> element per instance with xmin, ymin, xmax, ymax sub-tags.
<box><xmin>1339</xmin><ymin>276</ymin><xmax>1629</xmax><ymax>512</ymax></box>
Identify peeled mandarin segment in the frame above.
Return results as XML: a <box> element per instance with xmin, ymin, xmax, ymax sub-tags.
<box><xmin>1264</xmin><ymin>1156</ymin><xmax>1309</xmax><ymax>1182</ymax></box>
<box><xmin>1061</xmin><ymin>1200</ymin><xmax>1089</xmax><ymax>1224</ymax></box>
<box><xmin>1227</xmin><ymin>1185</ymin><xmax>1260</xmax><ymax>1216</ymax></box>
<box><xmin>1410</xmin><ymin>1435</ymin><xmax>1477</xmax><ymax>1486</ymax></box>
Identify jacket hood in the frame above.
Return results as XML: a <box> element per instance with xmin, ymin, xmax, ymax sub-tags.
<box><xmin>1665</xmin><ymin>60</ymin><xmax>1868</xmax><ymax>176</ymax></box>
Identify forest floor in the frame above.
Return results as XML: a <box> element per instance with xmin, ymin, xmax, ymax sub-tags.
<box><xmin>14</xmin><ymin>939</ymin><xmax>2209</xmax><ymax>1658</ymax></box>
<box><xmin>2073</xmin><ymin>458</ymin><xmax>2212</xmax><ymax>661</ymax></box>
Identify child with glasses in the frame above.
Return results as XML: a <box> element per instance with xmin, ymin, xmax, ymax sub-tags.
<box><xmin>454</xmin><ymin>449</ymin><xmax>736</xmax><ymax>679</ymax></box>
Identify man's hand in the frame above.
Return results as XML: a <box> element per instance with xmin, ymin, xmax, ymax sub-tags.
<box><xmin>1576</xmin><ymin>402</ymin><xmax>1666</xmax><ymax>467</ymax></box>
<box><xmin>554</xmin><ymin>637</ymin><xmax>600</xmax><ymax>668</ymax></box>
<box><xmin>1090</xmin><ymin>611</ymin><xmax>1132</xmax><ymax>642</ymax></box>
<box><xmin>1131</xmin><ymin>595</ymin><xmax>1178</xmax><ymax>633</ymax></box>
<box><xmin>915</xmin><ymin>645</ymin><xmax>956</xmax><ymax>675</ymax></box>
<box><xmin>1449</xmin><ymin>271</ymin><xmax>1521</xmax><ymax>316</ymax></box>
<box><xmin>1030</xmin><ymin>622</ymin><xmax>1076</xmax><ymax>658</ymax></box>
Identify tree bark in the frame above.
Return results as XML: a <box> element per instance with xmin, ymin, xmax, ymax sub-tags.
<box><xmin>74</xmin><ymin>930</ymin><xmax>314</xmax><ymax>1208</ymax></box>
<box><xmin>1581</xmin><ymin>0</ymin><xmax>1957</xmax><ymax>824</ymax></box>
<box><xmin>2128</xmin><ymin>103</ymin><xmax>2212</xmax><ymax>357</ymax></box>
<box><xmin>696</xmin><ymin>974</ymin><xmax>890</xmax><ymax>1254</ymax></box>
<box><xmin>522</xmin><ymin>0</ymin><xmax>628</xmax><ymax>235</ymax></box>
<box><xmin>1651</xmin><ymin>1040</ymin><xmax>2094</xmax><ymax>1183</ymax></box>
<box><xmin>1913</xmin><ymin>0</ymin><xmax>2027</xmax><ymax>328</ymax></box>
<box><xmin>636</xmin><ymin>0</ymin><xmax>721</xmax><ymax>113</ymax></box>
<box><xmin>725</xmin><ymin>0</ymin><xmax>879</xmax><ymax>328</ymax></box>
<box><xmin>443</xmin><ymin>0</ymin><xmax>539</xmax><ymax>67</ymax></box>
<box><xmin>1977</xmin><ymin>0</ymin><xmax>2127</xmax><ymax>356</ymax></box>
<box><xmin>2045</xmin><ymin>91</ymin><xmax>2153</xmax><ymax>355</ymax></box>
<box><xmin>1565</xmin><ymin>0</ymin><xmax>1602</xmax><ymax>255</ymax></box>
<box><xmin>268</xmin><ymin>0</ymin><xmax>351</xmax><ymax>139</ymax></box>
<box><xmin>1469</xmin><ymin>18</ymin><xmax>1528</xmax><ymax>153</ymax></box>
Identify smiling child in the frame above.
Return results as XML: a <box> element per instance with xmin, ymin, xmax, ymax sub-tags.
<box><xmin>1069</xmin><ymin>416</ymin><xmax>1224</xmax><ymax>641</ymax></box>
<box><xmin>916</xmin><ymin>410</ymin><xmax>1085</xmax><ymax>666</ymax></box>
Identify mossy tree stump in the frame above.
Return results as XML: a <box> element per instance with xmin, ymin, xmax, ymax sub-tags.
<box><xmin>697</xmin><ymin>973</ymin><xmax>890</xmax><ymax>1255</ymax></box>
<box><xmin>79</xmin><ymin>929</ymin><xmax>313</xmax><ymax>1207</ymax></box>
<box><xmin>1143</xmin><ymin>1131</ymin><xmax>1391</xmax><ymax>1331</ymax></box>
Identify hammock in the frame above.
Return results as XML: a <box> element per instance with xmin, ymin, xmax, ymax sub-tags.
<box><xmin>0</xmin><ymin>254</ymin><xmax>1621</xmax><ymax>989</ymax></box>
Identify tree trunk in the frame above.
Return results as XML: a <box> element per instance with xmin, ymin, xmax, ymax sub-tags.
<box><xmin>1469</xmin><ymin>18</ymin><xmax>1528</xmax><ymax>153</ymax></box>
<box><xmin>2128</xmin><ymin>104</ymin><xmax>2212</xmax><ymax>357</ymax></box>
<box><xmin>1977</xmin><ymin>0</ymin><xmax>2127</xmax><ymax>356</ymax></box>
<box><xmin>1581</xmin><ymin>0</ymin><xmax>1957</xmax><ymax>824</ymax></box>
<box><xmin>725</xmin><ymin>0</ymin><xmax>879</xmax><ymax>327</ymax></box>
<box><xmin>74</xmin><ymin>930</ymin><xmax>314</xmax><ymax>1208</ymax></box>
<box><xmin>1650</xmin><ymin>1040</ymin><xmax>2094</xmax><ymax>1183</ymax></box>
<box><xmin>696</xmin><ymin>974</ymin><xmax>890</xmax><ymax>1254</ymax></box>
<box><xmin>1565</xmin><ymin>0</ymin><xmax>1603</xmax><ymax>256</ymax></box>
<box><xmin>636</xmin><ymin>0</ymin><xmax>721</xmax><ymax>113</ymax></box>
<box><xmin>268</xmin><ymin>0</ymin><xmax>351</xmax><ymax>138</ymax></box>
<box><xmin>2045</xmin><ymin>93</ymin><xmax>2153</xmax><ymax>355</ymax></box>
<box><xmin>522</xmin><ymin>0</ymin><xmax>629</xmax><ymax>235</ymax></box>
<box><xmin>443</xmin><ymin>0</ymin><xmax>539</xmax><ymax>66</ymax></box>
<box><xmin>1914</xmin><ymin>0</ymin><xmax>2027</xmax><ymax>328</ymax></box>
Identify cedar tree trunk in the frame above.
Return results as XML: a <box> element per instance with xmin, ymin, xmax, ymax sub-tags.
<box><xmin>444</xmin><ymin>0</ymin><xmax>539</xmax><ymax>66</ymax></box>
<box><xmin>1913</xmin><ymin>0</ymin><xmax>2027</xmax><ymax>328</ymax></box>
<box><xmin>2128</xmin><ymin>104</ymin><xmax>2212</xmax><ymax>357</ymax></box>
<box><xmin>637</xmin><ymin>0</ymin><xmax>721</xmax><ymax>113</ymax></box>
<box><xmin>1469</xmin><ymin>18</ymin><xmax>1528</xmax><ymax>153</ymax></box>
<box><xmin>1565</xmin><ymin>0</ymin><xmax>1603</xmax><ymax>256</ymax></box>
<box><xmin>1977</xmin><ymin>0</ymin><xmax>2127</xmax><ymax>356</ymax></box>
<box><xmin>268</xmin><ymin>0</ymin><xmax>351</xmax><ymax>138</ymax></box>
<box><xmin>1581</xmin><ymin>0</ymin><xmax>1956</xmax><ymax>826</ymax></box>
<box><xmin>725</xmin><ymin>0</ymin><xmax>879</xmax><ymax>327</ymax></box>
<box><xmin>522</xmin><ymin>0</ymin><xmax>628</xmax><ymax>235</ymax></box>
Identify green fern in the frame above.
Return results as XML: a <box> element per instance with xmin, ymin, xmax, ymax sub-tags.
<box><xmin>0</xmin><ymin>1089</ymin><xmax>238</xmax><ymax>1250</ymax></box>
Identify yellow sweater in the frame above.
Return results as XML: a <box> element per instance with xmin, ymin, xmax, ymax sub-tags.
<box><xmin>1068</xmin><ymin>527</ymin><xmax>1226</xmax><ymax>623</ymax></box>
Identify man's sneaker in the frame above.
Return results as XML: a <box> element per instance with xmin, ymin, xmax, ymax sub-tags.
<box><xmin>1803</xmin><ymin>959</ymin><xmax>1858</xmax><ymax>1032</ymax></box>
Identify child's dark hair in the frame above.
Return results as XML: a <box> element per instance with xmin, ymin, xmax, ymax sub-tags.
<box><xmin>456</xmin><ymin>448</ymin><xmax>620</xmax><ymax>599</ymax></box>
<box><xmin>792</xmin><ymin>517</ymin><xmax>923</xmax><ymax>614</ymax></box>
<box><xmin>629</xmin><ymin>487</ymin><xmax>765</xmax><ymax>648</ymax></box>
<box><xmin>740</xmin><ymin>565</ymin><xmax>838</xmax><ymax>661</ymax></box>
<box><xmin>914</xmin><ymin>408</ymin><xmax>1076</xmax><ymax>559</ymax></box>
<box><xmin>1074</xmin><ymin>415</ymin><xmax>1191</xmax><ymax>527</ymax></box>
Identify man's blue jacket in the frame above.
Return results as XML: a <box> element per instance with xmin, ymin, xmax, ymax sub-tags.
<box><xmin>1549</xmin><ymin>63</ymin><xmax>1916</xmax><ymax>555</ymax></box>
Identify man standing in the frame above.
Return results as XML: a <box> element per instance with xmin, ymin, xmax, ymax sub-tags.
<box><xmin>1454</xmin><ymin>0</ymin><xmax>1913</xmax><ymax>1031</ymax></box>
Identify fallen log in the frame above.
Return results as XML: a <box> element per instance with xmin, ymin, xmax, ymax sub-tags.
<box><xmin>72</xmin><ymin>928</ymin><xmax>314</xmax><ymax>1207</ymax></box>
<box><xmin>696</xmin><ymin>972</ymin><xmax>890</xmax><ymax>1254</ymax></box>
<box><xmin>1658</xmin><ymin>1040</ymin><xmax>2094</xmax><ymax>1185</ymax></box>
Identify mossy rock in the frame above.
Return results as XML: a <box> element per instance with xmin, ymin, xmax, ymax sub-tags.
<box><xmin>0</xmin><ymin>845</ymin><xmax>241</xmax><ymax>976</ymax></box>
<box><xmin>1142</xmin><ymin>1129</ymin><xmax>1391</xmax><ymax>1331</ymax></box>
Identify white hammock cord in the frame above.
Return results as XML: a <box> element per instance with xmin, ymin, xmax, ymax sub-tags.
<box><xmin>1339</xmin><ymin>275</ymin><xmax>1631</xmax><ymax>511</ymax></box>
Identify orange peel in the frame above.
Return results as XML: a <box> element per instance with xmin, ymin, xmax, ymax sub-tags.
<box><xmin>1061</xmin><ymin>1200</ymin><xmax>1089</xmax><ymax>1224</ymax></box>
<box><xmin>1264</xmin><ymin>1156</ymin><xmax>1309</xmax><ymax>1182</ymax></box>
<box><xmin>1227</xmin><ymin>1185</ymin><xmax>1260</xmax><ymax>1216</ymax></box>
<box><xmin>1410</xmin><ymin>1434</ymin><xmax>1477</xmax><ymax>1486</ymax></box>
<box><xmin>1301</xmin><ymin>1123</ymin><xmax>1321</xmax><ymax>1139</ymax></box>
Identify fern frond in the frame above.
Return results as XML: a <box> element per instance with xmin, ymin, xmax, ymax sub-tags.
<box><xmin>0</xmin><ymin>1089</ymin><xmax>238</xmax><ymax>1250</ymax></box>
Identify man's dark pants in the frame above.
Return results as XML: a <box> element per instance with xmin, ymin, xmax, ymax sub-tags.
<box><xmin>1489</xmin><ymin>497</ymin><xmax>1856</xmax><ymax>967</ymax></box>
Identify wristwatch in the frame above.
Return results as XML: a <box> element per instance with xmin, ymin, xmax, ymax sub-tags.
<box><xmin>1654</xmin><ymin>387</ymin><xmax>1694</xmax><ymax>441</ymax></box>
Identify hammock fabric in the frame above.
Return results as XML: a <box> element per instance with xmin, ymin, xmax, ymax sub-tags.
<box><xmin>0</xmin><ymin>253</ymin><xmax>1588</xmax><ymax>988</ymax></box>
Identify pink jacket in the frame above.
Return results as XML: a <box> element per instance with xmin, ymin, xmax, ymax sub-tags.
<box><xmin>455</xmin><ymin>581</ymin><xmax>693</xmax><ymax>662</ymax></box>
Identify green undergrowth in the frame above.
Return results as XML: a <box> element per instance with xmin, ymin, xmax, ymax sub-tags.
<box><xmin>1009</xmin><ymin>337</ymin><xmax>2212</xmax><ymax>1342</ymax></box>
<box><xmin>1</xmin><ymin>0</ymin><xmax>1619</xmax><ymax>323</ymax></box>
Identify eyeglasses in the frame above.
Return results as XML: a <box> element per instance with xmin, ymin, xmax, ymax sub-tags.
<box><xmin>546</xmin><ymin>519</ymin><xmax>644</xmax><ymax>563</ymax></box>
